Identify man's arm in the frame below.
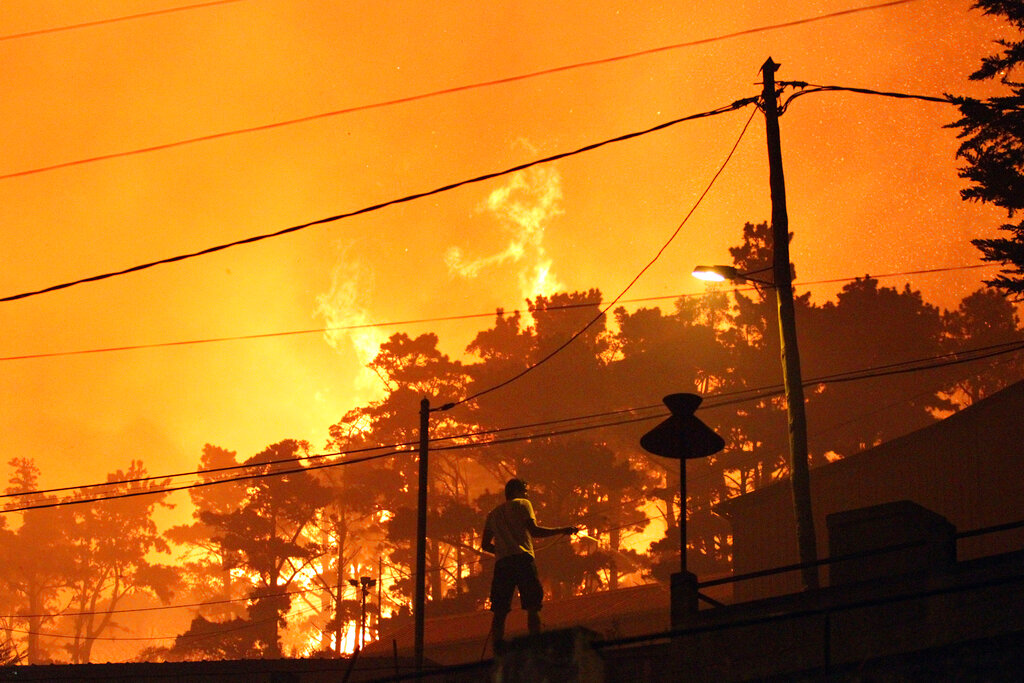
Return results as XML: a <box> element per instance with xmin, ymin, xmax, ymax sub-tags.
<box><xmin>526</xmin><ymin>519</ymin><xmax>579</xmax><ymax>538</ymax></box>
<box><xmin>481</xmin><ymin>523</ymin><xmax>496</xmax><ymax>554</ymax></box>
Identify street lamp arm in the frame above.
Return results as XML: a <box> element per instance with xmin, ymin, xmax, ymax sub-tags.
<box><xmin>691</xmin><ymin>264</ymin><xmax>773</xmax><ymax>286</ymax></box>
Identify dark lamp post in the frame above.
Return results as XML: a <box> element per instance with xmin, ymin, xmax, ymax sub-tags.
<box><xmin>348</xmin><ymin>576</ymin><xmax>377</xmax><ymax>651</ymax></box>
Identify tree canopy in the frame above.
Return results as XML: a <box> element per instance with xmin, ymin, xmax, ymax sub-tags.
<box><xmin>2</xmin><ymin>220</ymin><xmax>1021</xmax><ymax>664</ymax></box>
<box><xmin>951</xmin><ymin>0</ymin><xmax>1024</xmax><ymax>297</ymax></box>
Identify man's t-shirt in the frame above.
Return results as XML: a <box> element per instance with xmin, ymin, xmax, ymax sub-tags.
<box><xmin>485</xmin><ymin>497</ymin><xmax>536</xmax><ymax>560</ymax></box>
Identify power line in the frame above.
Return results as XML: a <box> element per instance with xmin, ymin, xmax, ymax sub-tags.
<box><xmin>0</xmin><ymin>99</ymin><xmax>754</xmax><ymax>304</ymax></box>
<box><xmin>2</xmin><ymin>362</ymin><xmax>1019</xmax><ymax>631</ymax></box>
<box><xmin>448</xmin><ymin>105</ymin><xmax>760</xmax><ymax>410</ymax></box>
<box><xmin>2</xmin><ymin>603</ymin><xmax>322</xmax><ymax>644</ymax></box>
<box><xmin>1</xmin><ymin>584</ymin><xmax>324</xmax><ymax>621</ymax></box>
<box><xmin>10</xmin><ymin>370</ymin><xmax>1021</xmax><ymax>631</ymax></box>
<box><xmin>5</xmin><ymin>337</ymin><xmax>1021</xmax><ymax>514</ymax></box>
<box><xmin>0</xmin><ymin>448</ymin><xmax>414</xmax><ymax>514</ymax></box>
<box><xmin>776</xmin><ymin>82</ymin><xmax>953</xmax><ymax>113</ymax></box>
<box><xmin>9</xmin><ymin>338</ymin><xmax>1024</xmax><ymax>509</ymax></box>
<box><xmin>0</xmin><ymin>410</ymin><xmax>667</xmax><ymax>513</ymax></box>
<box><xmin>0</xmin><ymin>0</ymin><xmax>249</xmax><ymax>42</ymax></box>
<box><xmin>0</xmin><ymin>0</ymin><xmax>923</xmax><ymax>182</ymax></box>
<box><xmin>0</xmin><ymin>262</ymin><xmax>997</xmax><ymax>362</ymax></box>
<box><xmin>1</xmin><ymin>405</ymin><xmax>660</xmax><ymax>501</ymax></box>
<box><xmin>0</xmin><ymin>501</ymin><xmax>662</xmax><ymax>632</ymax></box>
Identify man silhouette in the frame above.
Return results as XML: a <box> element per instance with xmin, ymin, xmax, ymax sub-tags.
<box><xmin>481</xmin><ymin>478</ymin><xmax>578</xmax><ymax>648</ymax></box>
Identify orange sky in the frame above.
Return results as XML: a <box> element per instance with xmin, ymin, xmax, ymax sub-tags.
<box><xmin>0</xmin><ymin>0</ymin><xmax>1013</xmax><ymax>519</ymax></box>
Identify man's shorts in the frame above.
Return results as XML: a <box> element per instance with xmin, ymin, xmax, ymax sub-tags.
<box><xmin>489</xmin><ymin>553</ymin><xmax>543</xmax><ymax>613</ymax></box>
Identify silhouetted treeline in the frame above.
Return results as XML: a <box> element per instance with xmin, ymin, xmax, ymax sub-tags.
<box><xmin>2</xmin><ymin>222</ymin><xmax>1021</xmax><ymax>664</ymax></box>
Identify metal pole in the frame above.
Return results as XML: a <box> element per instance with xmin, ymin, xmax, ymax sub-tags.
<box><xmin>414</xmin><ymin>397</ymin><xmax>429</xmax><ymax>670</ymax></box>
<box><xmin>359</xmin><ymin>584</ymin><xmax>367</xmax><ymax>650</ymax></box>
<box><xmin>335</xmin><ymin>551</ymin><xmax>344</xmax><ymax>655</ymax></box>
<box><xmin>761</xmin><ymin>57</ymin><xmax>819</xmax><ymax>590</ymax></box>
<box><xmin>679</xmin><ymin>464</ymin><xmax>687</xmax><ymax>575</ymax></box>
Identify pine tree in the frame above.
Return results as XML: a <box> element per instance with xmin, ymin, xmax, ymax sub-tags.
<box><xmin>950</xmin><ymin>1</ymin><xmax>1024</xmax><ymax>297</ymax></box>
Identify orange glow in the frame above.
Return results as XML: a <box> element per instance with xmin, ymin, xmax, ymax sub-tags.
<box><xmin>0</xmin><ymin>0</ymin><xmax>1017</xmax><ymax>662</ymax></box>
<box><xmin>0</xmin><ymin>0</ymin><xmax>1009</xmax><ymax>488</ymax></box>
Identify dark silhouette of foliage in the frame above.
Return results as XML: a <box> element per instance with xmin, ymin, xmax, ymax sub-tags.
<box><xmin>0</xmin><ymin>459</ymin><xmax>174</xmax><ymax>664</ymax></box>
<box><xmin>5</xmin><ymin>218</ymin><xmax>1021</xmax><ymax>664</ymax></box>
<box><xmin>1</xmin><ymin>459</ymin><xmax>69</xmax><ymax>664</ymax></box>
<box><xmin>197</xmin><ymin>440</ymin><xmax>333</xmax><ymax>658</ymax></box>
<box><xmin>950</xmin><ymin>0</ymin><xmax>1024</xmax><ymax>297</ymax></box>
<box><xmin>61</xmin><ymin>461</ymin><xmax>176</xmax><ymax>664</ymax></box>
<box><xmin>802</xmin><ymin>278</ymin><xmax>951</xmax><ymax>456</ymax></box>
<box><xmin>165</xmin><ymin>445</ymin><xmax>249</xmax><ymax>622</ymax></box>
<box><xmin>942</xmin><ymin>288</ymin><xmax>1024</xmax><ymax>403</ymax></box>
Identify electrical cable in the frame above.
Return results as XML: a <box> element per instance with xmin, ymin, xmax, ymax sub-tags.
<box><xmin>0</xmin><ymin>0</ymin><xmax>922</xmax><ymax>180</ymax></box>
<box><xmin>0</xmin><ymin>448</ymin><xmax>415</xmax><ymax>514</ymax></box>
<box><xmin>775</xmin><ymin>82</ymin><xmax>953</xmax><ymax>114</ymax></box>
<box><xmin>0</xmin><ymin>99</ymin><xmax>754</xmax><ymax>304</ymax></box>
<box><xmin>2</xmin><ymin>584</ymin><xmax>325</xmax><ymax>621</ymax></box>
<box><xmin>0</xmin><ymin>506</ymin><xmax>389</xmax><ymax>622</ymax></box>
<box><xmin>446</xmin><ymin>105</ymin><xmax>760</xmax><ymax>410</ymax></box>
<box><xmin>1</xmin><ymin>410</ymin><xmax>668</xmax><ymax>513</ymax></box>
<box><xmin>1</xmin><ymin>602</ymin><xmax>322</xmax><ymax>644</ymax></box>
<box><xmin>1</xmin><ymin>442</ymin><xmax>413</xmax><ymax>500</ymax></box>
<box><xmin>6</xmin><ymin>405</ymin><xmax>1020</xmax><ymax>631</ymax></box>
<box><xmin>0</xmin><ymin>262</ymin><xmax>997</xmax><ymax>363</ymax></box>
<box><xmin>1</xmin><ymin>405</ymin><xmax>664</xmax><ymax>501</ymax></box>
<box><xmin>3</xmin><ymin>337</ymin><xmax>1021</xmax><ymax>513</ymax></box>
<box><xmin>0</xmin><ymin>1</ymin><xmax>250</xmax><ymax>41</ymax></box>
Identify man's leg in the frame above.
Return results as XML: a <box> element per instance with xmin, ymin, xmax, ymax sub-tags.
<box><xmin>489</xmin><ymin>557</ymin><xmax>515</xmax><ymax>649</ymax></box>
<box><xmin>492</xmin><ymin>609</ymin><xmax>509</xmax><ymax>646</ymax></box>
<box><xmin>526</xmin><ymin>609</ymin><xmax>541</xmax><ymax>636</ymax></box>
<box><xmin>520</xmin><ymin>556</ymin><xmax>544</xmax><ymax>636</ymax></box>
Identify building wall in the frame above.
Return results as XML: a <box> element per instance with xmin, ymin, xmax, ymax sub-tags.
<box><xmin>716</xmin><ymin>381</ymin><xmax>1024</xmax><ymax>601</ymax></box>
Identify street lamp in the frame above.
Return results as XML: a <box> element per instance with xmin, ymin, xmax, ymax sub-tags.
<box><xmin>692</xmin><ymin>260</ymin><xmax>818</xmax><ymax>590</ymax></box>
<box><xmin>691</xmin><ymin>265</ymin><xmax>772</xmax><ymax>285</ymax></box>
<box><xmin>686</xmin><ymin>59</ymin><xmax>820</xmax><ymax>592</ymax></box>
<box><xmin>348</xmin><ymin>576</ymin><xmax>377</xmax><ymax>650</ymax></box>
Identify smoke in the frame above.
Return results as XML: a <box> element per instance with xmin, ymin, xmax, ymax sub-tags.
<box><xmin>314</xmin><ymin>255</ymin><xmax>389</xmax><ymax>399</ymax></box>
<box><xmin>445</xmin><ymin>161</ymin><xmax>565</xmax><ymax>305</ymax></box>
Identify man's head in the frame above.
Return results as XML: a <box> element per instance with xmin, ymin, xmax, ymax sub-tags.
<box><xmin>504</xmin><ymin>478</ymin><xmax>528</xmax><ymax>500</ymax></box>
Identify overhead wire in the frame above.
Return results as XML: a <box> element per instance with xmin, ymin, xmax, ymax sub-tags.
<box><xmin>0</xmin><ymin>1</ymin><xmax>250</xmax><ymax>41</ymax></box>
<box><xmin>4</xmin><ymin>336</ymin><xmax>1021</xmax><ymax>514</ymax></box>
<box><xmin>9</xmin><ymin>339</ymin><xmax>1024</xmax><ymax>511</ymax></box>
<box><xmin>4</xmin><ymin>358</ymin><xmax>1021</xmax><ymax>631</ymax></box>
<box><xmin>446</xmin><ymin>104</ymin><xmax>760</xmax><ymax>410</ymax></box>
<box><xmin>1</xmin><ymin>404</ymin><xmax>664</xmax><ymax>502</ymax></box>
<box><xmin>12</xmin><ymin>427</ymin><xmax>1014</xmax><ymax>633</ymax></box>
<box><xmin>2</xmin><ymin>584</ymin><xmax>324</xmax><ymax>621</ymax></box>
<box><xmin>775</xmin><ymin>81</ymin><xmax>953</xmax><ymax>114</ymax></box>
<box><xmin>1</xmin><ymin>602</ymin><xmax>323</xmax><ymax>644</ymax></box>
<box><xmin>3</xmin><ymin>499</ymin><xmax>664</xmax><ymax>642</ymax></box>
<box><xmin>0</xmin><ymin>99</ymin><xmax>755</xmax><ymax>304</ymax></box>
<box><xmin>0</xmin><ymin>262</ymin><xmax>998</xmax><ymax>363</ymax></box>
<box><xmin>0</xmin><ymin>0</ymin><xmax>923</xmax><ymax>181</ymax></box>
<box><xmin>8</xmin><ymin>323</ymin><xmax>1022</xmax><ymax>509</ymax></box>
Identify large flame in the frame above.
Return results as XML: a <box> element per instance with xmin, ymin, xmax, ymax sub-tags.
<box><xmin>314</xmin><ymin>255</ymin><xmax>389</xmax><ymax>399</ymax></box>
<box><xmin>445</xmin><ymin>160</ymin><xmax>565</xmax><ymax>318</ymax></box>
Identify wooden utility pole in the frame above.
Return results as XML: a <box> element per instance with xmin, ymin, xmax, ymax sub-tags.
<box><xmin>414</xmin><ymin>397</ymin><xmax>429</xmax><ymax>670</ymax></box>
<box><xmin>761</xmin><ymin>57</ymin><xmax>819</xmax><ymax>590</ymax></box>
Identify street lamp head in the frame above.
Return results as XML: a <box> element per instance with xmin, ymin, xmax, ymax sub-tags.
<box><xmin>691</xmin><ymin>265</ymin><xmax>742</xmax><ymax>282</ymax></box>
<box><xmin>693</xmin><ymin>264</ymin><xmax>775</xmax><ymax>286</ymax></box>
